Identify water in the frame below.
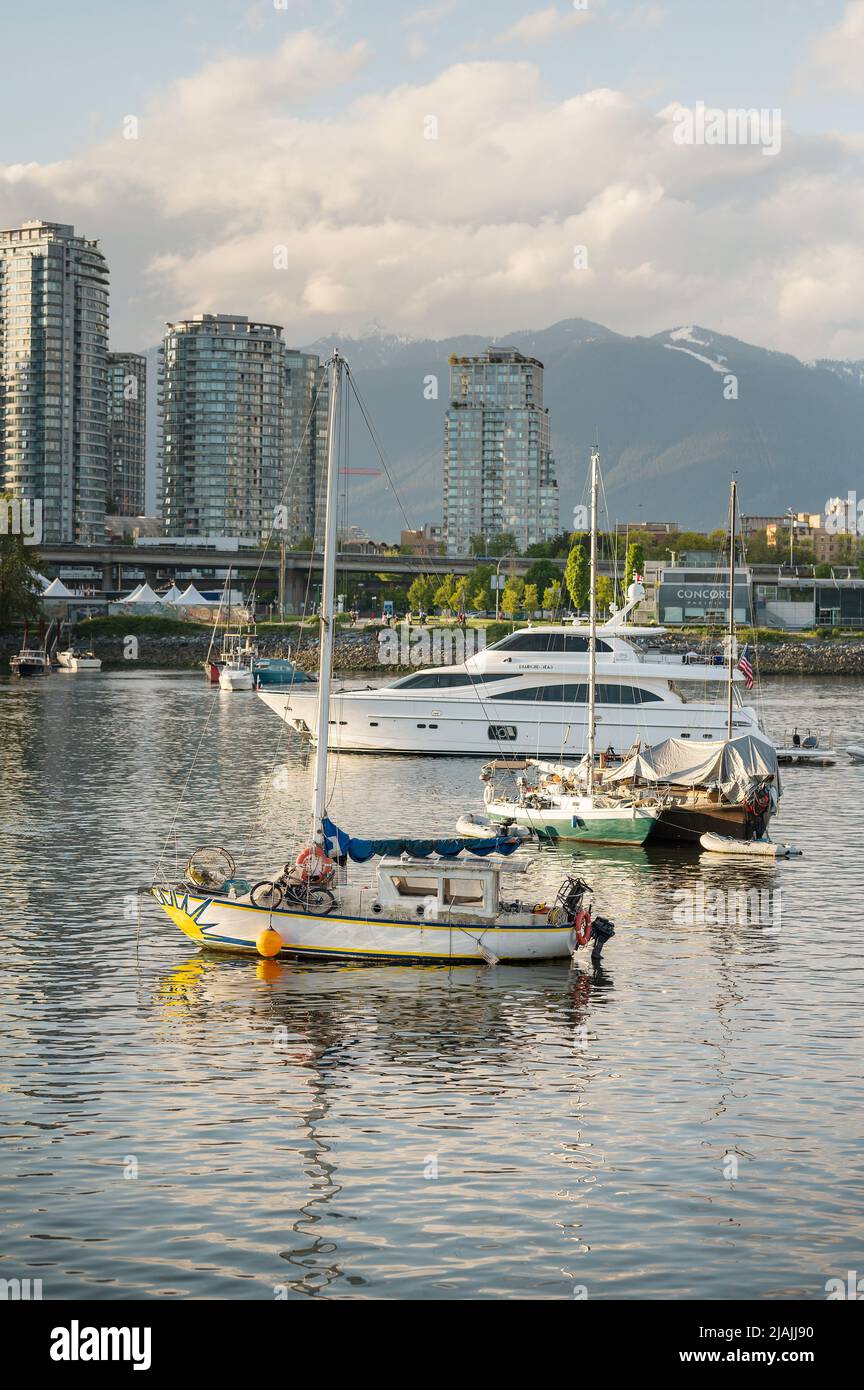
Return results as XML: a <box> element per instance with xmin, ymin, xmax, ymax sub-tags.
<box><xmin>0</xmin><ymin>670</ymin><xmax>862</xmax><ymax>1300</ymax></box>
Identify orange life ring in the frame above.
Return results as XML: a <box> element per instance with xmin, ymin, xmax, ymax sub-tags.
<box><xmin>573</xmin><ymin>907</ymin><xmax>592</xmax><ymax>946</ymax></box>
<box><xmin>295</xmin><ymin>845</ymin><xmax>334</xmax><ymax>881</ymax></box>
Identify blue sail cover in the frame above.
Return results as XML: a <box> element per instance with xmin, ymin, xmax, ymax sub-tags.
<box><xmin>322</xmin><ymin>816</ymin><xmax>519</xmax><ymax>863</ymax></box>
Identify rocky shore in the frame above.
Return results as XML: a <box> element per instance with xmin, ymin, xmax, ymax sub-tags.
<box><xmin>3</xmin><ymin>627</ymin><xmax>864</xmax><ymax>675</ymax></box>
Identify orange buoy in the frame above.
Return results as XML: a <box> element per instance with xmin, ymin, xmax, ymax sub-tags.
<box><xmin>256</xmin><ymin>927</ymin><xmax>282</xmax><ymax>958</ymax></box>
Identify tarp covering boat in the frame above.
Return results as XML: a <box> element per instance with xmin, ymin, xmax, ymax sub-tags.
<box><xmin>322</xmin><ymin>816</ymin><xmax>520</xmax><ymax>862</ymax></box>
<box><xmin>604</xmin><ymin>732</ymin><xmax>780</xmax><ymax>801</ymax></box>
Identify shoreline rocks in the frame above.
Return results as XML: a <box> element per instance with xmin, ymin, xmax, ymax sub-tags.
<box><xmin>3</xmin><ymin>627</ymin><xmax>864</xmax><ymax>676</ymax></box>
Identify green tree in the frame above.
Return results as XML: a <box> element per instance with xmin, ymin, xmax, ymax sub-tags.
<box><xmin>524</xmin><ymin>558</ymin><xmax>560</xmax><ymax>596</ymax></box>
<box><xmin>524</xmin><ymin>532</ymin><xmax>572</xmax><ymax>559</ymax></box>
<box><xmin>407</xmin><ymin>576</ymin><xmax>436</xmax><ymax>612</ymax></box>
<box><xmin>451</xmin><ymin>576</ymin><xmax>468</xmax><ymax>613</ymax></box>
<box><xmin>469</xmin><ymin>563</ymin><xmax>494</xmax><ymax>611</ymax></box>
<box><xmin>480</xmin><ymin>532</ymin><xmax>518</xmax><ymax>558</ymax></box>
<box><xmin>523</xmin><ymin>583</ymin><xmax>539</xmax><ymax>614</ymax></box>
<box><xmin>565</xmin><ymin>538</ymin><xmax>589</xmax><ymax>611</ymax></box>
<box><xmin>596</xmin><ymin>575</ymin><xmax>615</xmax><ymax>616</ymax></box>
<box><xmin>433</xmin><ymin>573</ymin><xmax>455</xmax><ymax>612</ymax></box>
<box><xmin>624</xmin><ymin>541</ymin><xmax>645</xmax><ymax>591</ymax></box>
<box><xmin>542</xmin><ymin>579</ymin><xmax>562</xmax><ymax>610</ymax></box>
<box><xmin>501</xmin><ymin>576</ymin><xmax>525</xmax><ymax>618</ymax></box>
<box><xmin>0</xmin><ymin>501</ymin><xmax>42</xmax><ymax>626</ymax></box>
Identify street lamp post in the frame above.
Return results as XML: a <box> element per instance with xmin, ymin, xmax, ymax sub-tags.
<box><xmin>787</xmin><ymin>508</ymin><xmax>795</xmax><ymax>569</ymax></box>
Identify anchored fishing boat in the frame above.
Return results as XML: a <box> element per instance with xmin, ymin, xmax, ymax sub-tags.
<box><xmin>150</xmin><ymin>353</ymin><xmax>616</xmax><ymax>965</ymax></box>
<box><xmin>10</xmin><ymin>620</ymin><xmax>55</xmax><ymax>677</ymax></box>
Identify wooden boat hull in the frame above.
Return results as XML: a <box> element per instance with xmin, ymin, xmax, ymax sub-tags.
<box><xmin>647</xmin><ymin>801</ymin><xmax>754</xmax><ymax>844</ymax></box>
<box><xmin>152</xmin><ymin>886</ymin><xmax>576</xmax><ymax>963</ymax></box>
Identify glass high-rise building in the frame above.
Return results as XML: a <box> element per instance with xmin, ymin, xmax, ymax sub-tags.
<box><xmin>443</xmin><ymin>347</ymin><xmax>558</xmax><ymax>555</ymax></box>
<box><xmin>283</xmin><ymin>349</ymin><xmax>329</xmax><ymax>548</ymax></box>
<box><xmin>0</xmin><ymin>220</ymin><xmax>110</xmax><ymax>543</ymax></box>
<box><xmin>160</xmin><ymin>315</ymin><xmax>288</xmax><ymax>538</ymax></box>
<box><xmin>107</xmin><ymin>352</ymin><xmax>147</xmax><ymax>515</ymax></box>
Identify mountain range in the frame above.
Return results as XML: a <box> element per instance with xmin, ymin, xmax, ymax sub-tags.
<box><xmin>145</xmin><ymin>319</ymin><xmax>864</xmax><ymax>536</ymax></box>
<box><xmin>301</xmin><ymin>319</ymin><xmax>864</xmax><ymax>538</ymax></box>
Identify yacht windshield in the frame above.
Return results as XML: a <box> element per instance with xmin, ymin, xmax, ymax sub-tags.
<box><xmin>388</xmin><ymin>671</ymin><xmax>507</xmax><ymax>690</ymax></box>
<box><xmin>490</xmin><ymin>632</ymin><xmax>612</xmax><ymax>654</ymax></box>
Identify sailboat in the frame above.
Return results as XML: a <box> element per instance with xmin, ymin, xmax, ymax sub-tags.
<box><xmin>481</xmin><ymin>447</ymin><xmax>660</xmax><ymax>845</ymax></box>
<box><xmin>483</xmin><ymin>478</ymin><xmax>778</xmax><ymax>846</ymax></box>
<box><xmin>150</xmin><ymin>353</ymin><xmax>615</xmax><ymax>964</ymax></box>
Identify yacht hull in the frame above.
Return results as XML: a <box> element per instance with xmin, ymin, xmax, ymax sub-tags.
<box><xmin>152</xmin><ymin>886</ymin><xmax>575</xmax><ymax>962</ymax></box>
<box><xmin>258</xmin><ymin>689</ymin><xmax>758</xmax><ymax>757</ymax></box>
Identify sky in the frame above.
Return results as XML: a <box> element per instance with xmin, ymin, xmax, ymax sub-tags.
<box><xmin>2</xmin><ymin>0</ymin><xmax>863</xmax><ymax>358</ymax></box>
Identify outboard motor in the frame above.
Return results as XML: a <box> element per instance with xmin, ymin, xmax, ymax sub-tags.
<box><xmin>551</xmin><ymin>876</ymin><xmax>615</xmax><ymax>963</ymax></box>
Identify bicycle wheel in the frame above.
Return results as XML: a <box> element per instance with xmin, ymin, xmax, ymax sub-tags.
<box><xmin>250</xmin><ymin>880</ymin><xmax>284</xmax><ymax>910</ymax></box>
<box><xmin>300</xmin><ymin>887</ymin><xmax>335</xmax><ymax>915</ymax></box>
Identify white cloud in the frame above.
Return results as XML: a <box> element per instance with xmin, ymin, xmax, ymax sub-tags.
<box><xmin>2</xmin><ymin>35</ymin><xmax>863</xmax><ymax>359</ymax></box>
<box><xmin>495</xmin><ymin>6</ymin><xmax>592</xmax><ymax>47</ymax></box>
<box><xmin>627</xmin><ymin>4</ymin><xmax>666</xmax><ymax>28</ymax></box>
<box><xmin>809</xmin><ymin>0</ymin><xmax>864</xmax><ymax>92</ymax></box>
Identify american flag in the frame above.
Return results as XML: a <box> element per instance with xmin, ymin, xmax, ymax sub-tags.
<box><xmin>738</xmin><ymin>644</ymin><xmax>754</xmax><ymax>689</ymax></box>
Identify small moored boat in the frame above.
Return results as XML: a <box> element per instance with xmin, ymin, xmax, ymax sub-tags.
<box><xmin>55</xmin><ymin>647</ymin><xmax>101</xmax><ymax>672</ymax></box>
<box><xmin>700</xmin><ymin>833</ymin><xmax>802</xmax><ymax>858</ymax></box>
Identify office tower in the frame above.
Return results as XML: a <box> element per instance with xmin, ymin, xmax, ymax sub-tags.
<box><xmin>107</xmin><ymin>352</ymin><xmax>147</xmax><ymax>515</ymax></box>
<box><xmin>160</xmin><ymin>314</ymin><xmax>287</xmax><ymax>538</ymax></box>
<box><xmin>283</xmin><ymin>350</ymin><xmax>329</xmax><ymax>548</ymax></box>
<box><xmin>0</xmin><ymin>220</ymin><xmax>109</xmax><ymax>543</ymax></box>
<box><xmin>443</xmin><ymin>346</ymin><xmax>558</xmax><ymax>555</ymax></box>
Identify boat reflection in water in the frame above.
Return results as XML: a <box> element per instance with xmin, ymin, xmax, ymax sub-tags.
<box><xmin>153</xmin><ymin>952</ymin><xmax>611</xmax><ymax>1298</ymax></box>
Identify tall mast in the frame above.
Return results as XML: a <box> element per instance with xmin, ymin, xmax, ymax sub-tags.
<box><xmin>311</xmin><ymin>351</ymin><xmax>343</xmax><ymax>842</ymax></box>
<box><xmin>727</xmin><ymin>479</ymin><xmax>736</xmax><ymax>739</ymax></box>
<box><xmin>587</xmin><ymin>446</ymin><xmax>599</xmax><ymax>794</ymax></box>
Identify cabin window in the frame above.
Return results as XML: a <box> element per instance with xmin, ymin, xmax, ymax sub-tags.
<box><xmin>488</xmin><ymin>724</ymin><xmax>518</xmax><ymax>740</ymax></box>
<box><xmin>493</xmin><ymin>683</ymin><xmax>662</xmax><ymax>704</ymax></box>
<box><xmin>443</xmin><ymin>878</ymin><xmax>484</xmax><ymax>906</ymax></box>
<box><xmin>491</xmin><ymin>633</ymin><xmax>612</xmax><ymax>654</ymax></box>
<box><xmin>391</xmin><ymin>876</ymin><xmax>438</xmax><ymax>898</ymax></box>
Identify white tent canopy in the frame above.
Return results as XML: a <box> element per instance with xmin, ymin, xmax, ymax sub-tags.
<box><xmin>43</xmin><ymin>577</ymin><xmax>75</xmax><ymax>598</ymax></box>
<box><xmin>161</xmin><ymin>584</ymin><xmax>184</xmax><ymax>604</ymax></box>
<box><xmin>127</xmin><ymin>582</ymin><xmax>162</xmax><ymax>605</ymax></box>
<box><xmin>123</xmin><ymin>583</ymin><xmax>144</xmax><ymax>601</ymax></box>
<box><xmin>176</xmin><ymin>583</ymin><xmax>210</xmax><ymax>606</ymax></box>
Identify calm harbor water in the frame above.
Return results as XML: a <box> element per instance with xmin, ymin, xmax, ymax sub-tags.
<box><xmin>0</xmin><ymin>669</ymin><xmax>862</xmax><ymax>1300</ymax></box>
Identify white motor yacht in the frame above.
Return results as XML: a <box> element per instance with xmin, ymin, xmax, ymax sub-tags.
<box><xmin>258</xmin><ymin>596</ymin><xmax>762</xmax><ymax>757</ymax></box>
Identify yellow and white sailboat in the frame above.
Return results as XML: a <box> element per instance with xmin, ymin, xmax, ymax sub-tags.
<box><xmin>150</xmin><ymin>353</ymin><xmax>615</xmax><ymax>965</ymax></box>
